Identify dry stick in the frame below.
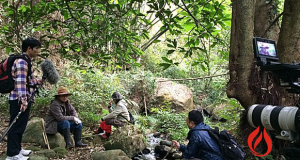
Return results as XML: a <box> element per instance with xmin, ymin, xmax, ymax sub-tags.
<box><xmin>157</xmin><ymin>73</ymin><xmax>228</xmax><ymax>82</ymax></box>
<box><xmin>144</xmin><ymin>96</ymin><xmax>147</xmax><ymax>116</ymax></box>
<box><xmin>163</xmin><ymin>145</ymin><xmax>174</xmax><ymax>160</ymax></box>
<box><xmin>42</xmin><ymin>119</ymin><xmax>50</xmax><ymax>149</ymax></box>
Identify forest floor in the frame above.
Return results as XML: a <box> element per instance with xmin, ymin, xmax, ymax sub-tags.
<box><xmin>0</xmin><ymin>113</ymin><xmax>105</xmax><ymax>160</ymax></box>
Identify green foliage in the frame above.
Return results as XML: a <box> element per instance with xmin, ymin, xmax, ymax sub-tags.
<box><xmin>0</xmin><ymin>0</ymin><xmax>231</xmax><ymax>71</ymax></box>
<box><xmin>152</xmin><ymin>110</ymin><xmax>189</xmax><ymax>142</ymax></box>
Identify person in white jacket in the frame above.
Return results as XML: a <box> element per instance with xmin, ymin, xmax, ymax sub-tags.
<box><xmin>101</xmin><ymin>92</ymin><xmax>130</xmax><ymax>128</ymax></box>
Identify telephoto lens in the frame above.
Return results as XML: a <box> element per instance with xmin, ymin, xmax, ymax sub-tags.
<box><xmin>248</xmin><ymin>104</ymin><xmax>300</xmax><ymax>140</ymax></box>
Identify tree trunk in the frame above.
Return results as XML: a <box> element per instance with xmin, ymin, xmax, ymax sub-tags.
<box><xmin>278</xmin><ymin>0</ymin><xmax>300</xmax><ymax>63</ymax></box>
<box><xmin>227</xmin><ymin>0</ymin><xmax>299</xmax><ymax>108</ymax></box>
<box><xmin>227</xmin><ymin>0</ymin><xmax>256</xmax><ymax>108</ymax></box>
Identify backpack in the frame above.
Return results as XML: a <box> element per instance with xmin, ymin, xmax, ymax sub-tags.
<box><xmin>0</xmin><ymin>54</ymin><xmax>32</xmax><ymax>94</ymax></box>
<box><xmin>198</xmin><ymin>127</ymin><xmax>245</xmax><ymax>160</ymax></box>
<box><xmin>128</xmin><ymin>111</ymin><xmax>135</xmax><ymax>125</ymax></box>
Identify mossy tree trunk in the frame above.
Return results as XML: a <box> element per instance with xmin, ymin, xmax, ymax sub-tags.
<box><xmin>228</xmin><ymin>0</ymin><xmax>300</xmax><ymax>109</ymax></box>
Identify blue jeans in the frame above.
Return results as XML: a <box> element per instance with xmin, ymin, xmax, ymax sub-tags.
<box><xmin>57</xmin><ymin>120</ymin><xmax>82</xmax><ymax>132</ymax></box>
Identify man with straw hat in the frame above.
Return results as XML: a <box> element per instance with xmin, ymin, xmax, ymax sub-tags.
<box><xmin>45</xmin><ymin>87</ymin><xmax>87</xmax><ymax>148</ymax></box>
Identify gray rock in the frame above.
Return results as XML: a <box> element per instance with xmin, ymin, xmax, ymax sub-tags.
<box><xmin>104</xmin><ymin>125</ymin><xmax>146</xmax><ymax>158</ymax></box>
<box><xmin>23</xmin><ymin>117</ymin><xmax>46</xmax><ymax>147</ymax></box>
<box><xmin>36</xmin><ymin>149</ymin><xmax>56</xmax><ymax>158</ymax></box>
<box><xmin>47</xmin><ymin>133</ymin><xmax>66</xmax><ymax>148</ymax></box>
<box><xmin>92</xmin><ymin>149</ymin><xmax>130</xmax><ymax>160</ymax></box>
<box><xmin>154</xmin><ymin>80</ymin><xmax>193</xmax><ymax>112</ymax></box>
<box><xmin>160</xmin><ymin>140</ymin><xmax>172</xmax><ymax>146</ymax></box>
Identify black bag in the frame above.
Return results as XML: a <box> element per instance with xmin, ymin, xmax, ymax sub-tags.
<box><xmin>128</xmin><ymin>111</ymin><xmax>135</xmax><ymax>124</ymax></box>
<box><xmin>0</xmin><ymin>54</ymin><xmax>32</xmax><ymax>94</ymax></box>
<box><xmin>199</xmin><ymin>127</ymin><xmax>245</xmax><ymax>160</ymax></box>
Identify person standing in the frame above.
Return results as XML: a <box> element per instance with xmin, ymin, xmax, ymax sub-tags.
<box><xmin>45</xmin><ymin>87</ymin><xmax>87</xmax><ymax>149</ymax></box>
<box><xmin>6</xmin><ymin>38</ymin><xmax>42</xmax><ymax>160</ymax></box>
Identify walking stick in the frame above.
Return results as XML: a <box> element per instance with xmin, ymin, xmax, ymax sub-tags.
<box><xmin>0</xmin><ymin>111</ymin><xmax>22</xmax><ymax>143</ymax></box>
<box><xmin>0</xmin><ymin>86</ymin><xmax>38</xmax><ymax>144</ymax></box>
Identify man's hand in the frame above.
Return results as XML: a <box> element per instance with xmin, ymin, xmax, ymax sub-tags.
<box><xmin>74</xmin><ymin>117</ymin><xmax>82</xmax><ymax>124</ymax></box>
<box><xmin>172</xmin><ymin>140</ymin><xmax>180</xmax><ymax>149</ymax></box>
<box><xmin>37</xmin><ymin>79</ymin><xmax>45</xmax><ymax>85</ymax></box>
<box><xmin>20</xmin><ymin>103</ymin><xmax>28</xmax><ymax>112</ymax></box>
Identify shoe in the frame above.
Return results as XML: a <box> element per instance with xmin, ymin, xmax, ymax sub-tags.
<box><xmin>75</xmin><ymin>140</ymin><xmax>88</xmax><ymax>147</ymax></box>
<box><xmin>6</xmin><ymin>152</ymin><xmax>29</xmax><ymax>160</ymax></box>
<box><xmin>74</xmin><ymin>129</ymin><xmax>88</xmax><ymax>147</ymax></box>
<box><xmin>98</xmin><ymin>131</ymin><xmax>106</xmax><ymax>136</ymax></box>
<box><xmin>20</xmin><ymin>148</ymin><xmax>31</xmax><ymax>156</ymax></box>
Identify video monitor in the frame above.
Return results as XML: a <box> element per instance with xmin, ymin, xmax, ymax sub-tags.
<box><xmin>253</xmin><ymin>37</ymin><xmax>279</xmax><ymax>62</ymax></box>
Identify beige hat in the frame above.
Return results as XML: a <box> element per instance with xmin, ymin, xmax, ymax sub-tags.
<box><xmin>54</xmin><ymin>87</ymin><xmax>72</xmax><ymax>97</ymax></box>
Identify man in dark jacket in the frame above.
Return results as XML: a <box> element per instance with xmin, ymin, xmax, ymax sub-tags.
<box><xmin>172</xmin><ymin>110</ymin><xmax>224</xmax><ymax>160</ymax></box>
<box><xmin>45</xmin><ymin>87</ymin><xmax>87</xmax><ymax>148</ymax></box>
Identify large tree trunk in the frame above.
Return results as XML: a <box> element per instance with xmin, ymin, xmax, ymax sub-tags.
<box><xmin>278</xmin><ymin>0</ymin><xmax>300</xmax><ymax>63</ymax></box>
<box><xmin>227</xmin><ymin>0</ymin><xmax>256</xmax><ymax>108</ymax></box>
<box><xmin>227</xmin><ymin>0</ymin><xmax>298</xmax><ymax>109</ymax></box>
<box><xmin>228</xmin><ymin>0</ymin><xmax>300</xmax><ymax>159</ymax></box>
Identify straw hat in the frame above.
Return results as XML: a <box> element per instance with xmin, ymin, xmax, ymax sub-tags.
<box><xmin>54</xmin><ymin>87</ymin><xmax>72</xmax><ymax>97</ymax></box>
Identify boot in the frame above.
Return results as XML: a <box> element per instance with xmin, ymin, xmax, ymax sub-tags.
<box><xmin>62</xmin><ymin>128</ymin><xmax>74</xmax><ymax>149</ymax></box>
<box><xmin>74</xmin><ymin>129</ymin><xmax>87</xmax><ymax>147</ymax></box>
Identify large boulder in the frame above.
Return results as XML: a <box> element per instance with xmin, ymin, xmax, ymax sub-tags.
<box><xmin>154</xmin><ymin>80</ymin><xmax>193</xmax><ymax>112</ymax></box>
<box><xmin>104</xmin><ymin>125</ymin><xmax>146</xmax><ymax>158</ymax></box>
<box><xmin>23</xmin><ymin>117</ymin><xmax>46</xmax><ymax>147</ymax></box>
<box><xmin>47</xmin><ymin>133</ymin><xmax>66</xmax><ymax>148</ymax></box>
<box><xmin>91</xmin><ymin>150</ymin><xmax>131</xmax><ymax>160</ymax></box>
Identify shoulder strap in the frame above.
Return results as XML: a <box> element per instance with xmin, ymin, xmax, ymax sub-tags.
<box><xmin>193</xmin><ymin>128</ymin><xmax>223</xmax><ymax>157</ymax></box>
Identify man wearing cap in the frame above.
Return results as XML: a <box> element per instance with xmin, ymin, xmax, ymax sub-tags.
<box><xmin>45</xmin><ymin>87</ymin><xmax>87</xmax><ymax>148</ymax></box>
<box><xmin>100</xmin><ymin>92</ymin><xmax>130</xmax><ymax>130</ymax></box>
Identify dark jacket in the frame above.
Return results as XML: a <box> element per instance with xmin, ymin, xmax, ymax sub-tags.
<box><xmin>45</xmin><ymin>98</ymin><xmax>78</xmax><ymax>134</ymax></box>
<box><xmin>179</xmin><ymin>122</ymin><xmax>224</xmax><ymax>160</ymax></box>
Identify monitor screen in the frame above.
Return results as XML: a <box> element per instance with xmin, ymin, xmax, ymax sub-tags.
<box><xmin>253</xmin><ymin>37</ymin><xmax>278</xmax><ymax>62</ymax></box>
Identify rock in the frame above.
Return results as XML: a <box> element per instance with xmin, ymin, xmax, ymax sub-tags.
<box><xmin>25</xmin><ymin>146</ymin><xmax>42</xmax><ymax>152</ymax></box>
<box><xmin>53</xmin><ymin>147</ymin><xmax>68</xmax><ymax>158</ymax></box>
<box><xmin>36</xmin><ymin>149</ymin><xmax>56</xmax><ymax>158</ymax></box>
<box><xmin>47</xmin><ymin>133</ymin><xmax>66</xmax><ymax>148</ymax></box>
<box><xmin>172</xmin><ymin>152</ymin><xmax>182</xmax><ymax>159</ymax></box>
<box><xmin>104</xmin><ymin>125</ymin><xmax>146</xmax><ymax>158</ymax></box>
<box><xmin>154</xmin><ymin>80</ymin><xmax>193</xmax><ymax>112</ymax></box>
<box><xmin>22</xmin><ymin>117</ymin><xmax>46</xmax><ymax>147</ymax></box>
<box><xmin>160</xmin><ymin>140</ymin><xmax>172</xmax><ymax>147</ymax></box>
<box><xmin>91</xmin><ymin>149</ymin><xmax>130</xmax><ymax>160</ymax></box>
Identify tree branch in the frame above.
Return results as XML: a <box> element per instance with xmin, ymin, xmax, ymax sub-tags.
<box><xmin>262</xmin><ymin>12</ymin><xmax>284</xmax><ymax>37</ymax></box>
<box><xmin>65</xmin><ymin>0</ymin><xmax>89</xmax><ymax>32</ymax></box>
<box><xmin>157</xmin><ymin>73</ymin><xmax>228</xmax><ymax>82</ymax></box>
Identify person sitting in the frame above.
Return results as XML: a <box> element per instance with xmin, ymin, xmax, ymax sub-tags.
<box><xmin>45</xmin><ymin>87</ymin><xmax>87</xmax><ymax>148</ymax></box>
<box><xmin>94</xmin><ymin>120</ymin><xmax>112</xmax><ymax>139</ymax></box>
<box><xmin>98</xmin><ymin>92</ymin><xmax>130</xmax><ymax>139</ymax></box>
<box><xmin>172</xmin><ymin>110</ymin><xmax>224</xmax><ymax>160</ymax></box>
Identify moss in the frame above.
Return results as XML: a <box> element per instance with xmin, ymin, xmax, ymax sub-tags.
<box><xmin>25</xmin><ymin>146</ymin><xmax>42</xmax><ymax>151</ymax></box>
<box><xmin>53</xmin><ymin>147</ymin><xmax>68</xmax><ymax>158</ymax></box>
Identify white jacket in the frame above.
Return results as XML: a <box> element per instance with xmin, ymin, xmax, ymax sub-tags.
<box><xmin>103</xmin><ymin>99</ymin><xmax>130</xmax><ymax>122</ymax></box>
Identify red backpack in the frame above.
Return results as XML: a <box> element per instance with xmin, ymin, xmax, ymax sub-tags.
<box><xmin>0</xmin><ymin>54</ymin><xmax>32</xmax><ymax>94</ymax></box>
